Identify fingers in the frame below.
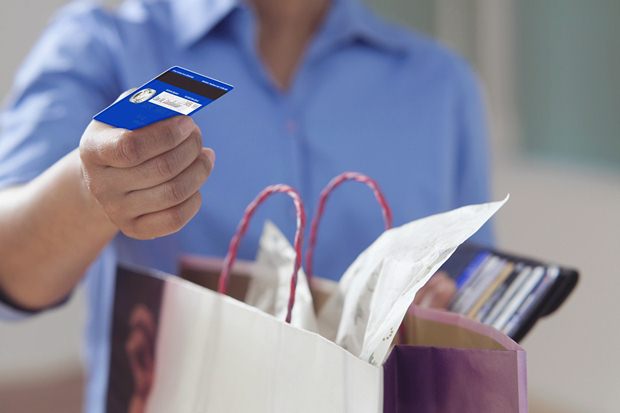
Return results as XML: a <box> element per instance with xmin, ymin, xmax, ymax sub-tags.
<box><xmin>128</xmin><ymin>191</ymin><xmax>203</xmax><ymax>239</ymax></box>
<box><xmin>124</xmin><ymin>149</ymin><xmax>214</xmax><ymax>215</ymax></box>
<box><xmin>107</xmin><ymin>127</ymin><xmax>204</xmax><ymax>191</ymax></box>
<box><xmin>413</xmin><ymin>272</ymin><xmax>457</xmax><ymax>309</ymax></box>
<box><xmin>79</xmin><ymin>113</ymin><xmax>213</xmax><ymax>240</ymax></box>
<box><xmin>83</xmin><ymin>115</ymin><xmax>198</xmax><ymax>168</ymax></box>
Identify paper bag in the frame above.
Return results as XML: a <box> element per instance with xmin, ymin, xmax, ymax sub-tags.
<box><xmin>177</xmin><ymin>258</ymin><xmax>527</xmax><ymax>413</ymax></box>
<box><xmin>105</xmin><ymin>174</ymin><xmax>527</xmax><ymax>413</ymax></box>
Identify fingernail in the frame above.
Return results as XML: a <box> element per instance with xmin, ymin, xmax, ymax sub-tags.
<box><xmin>204</xmin><ymin>148</ymin><xmax>216</xmax><ymax>168</ymax></box>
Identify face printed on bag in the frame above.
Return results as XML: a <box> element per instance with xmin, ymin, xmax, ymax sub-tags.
<box><xmin>106</xmin><ymin>267</ymin><xmax>164</xmax><ymax>413</ymax></box>
<box><xmin>126</xmin><ymin>304</ymin><xmax>157</xmax><ymax>413</ymax></box>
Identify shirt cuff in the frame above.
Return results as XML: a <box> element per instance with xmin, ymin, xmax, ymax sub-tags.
<box><xmin>0</xmin><ymin>284</ymin><xmax>70</xmax><ymax>321</ymax></box>
<box><xmin>0</xmin><ymin>298</ymin><xmax>36</xmax><ymax>321</ymax></box>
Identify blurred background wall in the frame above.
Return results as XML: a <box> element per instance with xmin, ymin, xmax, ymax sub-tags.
<box><xmin>1</xmin><ymin>1</ymin><xmax>619</xmax><ymax>412</ymax></box>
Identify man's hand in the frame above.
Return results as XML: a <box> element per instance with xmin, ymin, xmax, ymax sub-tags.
<box><xmin>413</xmin><ymin>271</ymin><xmax>457</xmax><ymax>310</ymax></box>
<box><xmin>79</xmin><ymin>115</ymin><xmax>214</xmax><ymax>240</ymax></box>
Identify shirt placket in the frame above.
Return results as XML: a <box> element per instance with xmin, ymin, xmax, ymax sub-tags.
<box><xmin>228</xmin><ymin>5</ymin><xmax>315</xmax><ymax>218</ymax></box>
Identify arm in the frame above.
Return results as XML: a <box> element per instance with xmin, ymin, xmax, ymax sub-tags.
<box><xmin>0</xmin><ymin>150</ymin><xmax>115</xmax><ymax>310</ymax></box>
<box><xmin>0</xmin><ymin>116</ymin><xmax>214</xmax><ymax>310</ymax></box>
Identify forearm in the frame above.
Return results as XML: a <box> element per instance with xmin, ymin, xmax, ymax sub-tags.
<box><xmin>0</xmin><ymin>149</ymin><xmax>118</xmax><ymax>309</ymax></box>
<box><xmin>0</xmin><ymin>114</ymin><xmax>211</xmax><ymax>310</ymax></box>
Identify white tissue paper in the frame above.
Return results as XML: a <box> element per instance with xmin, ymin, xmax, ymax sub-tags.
<box><xmin>317</xmin><ymin>196</ymin><xmax>509</xmax><ymax>365</ymax></box>
<box><xmin>245</xmin><ymin>220</ymin><xmax>318</xmax><ymax>332</ymax></box>
<box><xmin>245</xmin><ymin>197</ymin><xmax>508</xmax><ymax>365</ymax></box>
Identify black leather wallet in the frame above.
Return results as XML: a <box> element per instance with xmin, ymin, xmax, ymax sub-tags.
<box><xmin>440</xmin><ymin>243</ymin><xmax>579</xmax><ymax>342</ymax></box>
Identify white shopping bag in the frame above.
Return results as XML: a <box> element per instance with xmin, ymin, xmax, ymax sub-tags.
<box><xmin>122</xmin><ymin>267</ymin><xmax>381</xmax><ymax>413</ymax></box>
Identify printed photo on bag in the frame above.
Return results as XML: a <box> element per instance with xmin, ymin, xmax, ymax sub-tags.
<box><xmin>106</xmin><ymin>267</ymin><xmax>164</xmax><ymax>413</ymax></box>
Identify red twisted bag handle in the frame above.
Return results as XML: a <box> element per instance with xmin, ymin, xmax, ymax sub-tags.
<box><xmin>305</xmin><ymin>172</ymin><xmax>393</xmax><ymax>280</ymax></box>
<box><xmin>304</xmin><ymin>172</ymin><xmax>408</xmax><ymax>342</ymax></box>
<box><xmin>218</xmin><ymin>184</ymin><xmax>306</xmax><ymax>324</ymax></box>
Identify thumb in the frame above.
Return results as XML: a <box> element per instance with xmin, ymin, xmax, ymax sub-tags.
<box><xmin>114</xmin><ymin>87</ymin><xmax>138</xmax><ymax>103</ymax></box>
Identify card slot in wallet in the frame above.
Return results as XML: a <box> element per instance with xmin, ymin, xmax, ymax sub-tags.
<box><xmin>441</xmin><ymin>243</ymin><xmax>579</xmax><ymax>342</ymax></box>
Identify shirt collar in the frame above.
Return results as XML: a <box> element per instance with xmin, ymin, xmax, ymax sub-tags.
<box><xmin>333</xmin><ymin>0</ymin><xmax>409</xmax><ymax>53</ymax></box>
<box><xmin>170</xmin><ymin>0</ymin><xmax>408</xmax><ymax>53</ymax></box>
<box><xmin>171</xmin><ymin>0</ymin><xmax>239</xmax><ymax>48</ymax></box>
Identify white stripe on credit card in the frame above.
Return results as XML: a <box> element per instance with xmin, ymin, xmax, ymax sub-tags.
<box><xmin>149</xmin><ymin>91</ymin><xmax>202</xmax><ymax>115</ymax></box>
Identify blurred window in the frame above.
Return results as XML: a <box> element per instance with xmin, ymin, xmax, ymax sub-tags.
<box><xmin>368</xmin><ymin>0</ymin><xmax>620</xmax><ymax>170</ymax></box>
<box><xmin>515</xmin><ymin>0</ymin><xmax>620</xmax><ymax>169</ymax></box>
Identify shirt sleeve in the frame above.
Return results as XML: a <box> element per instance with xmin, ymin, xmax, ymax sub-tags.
<box><xmin>0</xmin><ymin>245</ymin><xmax>117</xmax><ymax>322</ymax></box>
<box><xmin>0</xmin><ymin>2</ymin><xmax>121</xmax><ymax>188</ymax></box>
<box><xmin>0</xmin><ymin>294</ymin><xmax>42</xmax><ymax>321</ymax></box>
<box><xmin>452</xmin><ymin>60</ymin><xmax>495</xmax><ymax>246</ymax></box>
<box><xmin>0</xmin><ymin>3</ymin><xmax>122</xmax><ymax>319</ymax></box>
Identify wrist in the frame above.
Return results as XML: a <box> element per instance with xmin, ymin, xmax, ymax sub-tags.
<box><xmin>70</xmin><ymin>150</ymin><xmax>118</xmax><ymax>236</ymax></box>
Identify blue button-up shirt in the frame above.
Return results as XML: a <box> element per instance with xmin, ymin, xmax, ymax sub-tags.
<box><xmin>0</xmin><ymin>0</ymin><xmax>492</xmax><ymax>411</ymax></box>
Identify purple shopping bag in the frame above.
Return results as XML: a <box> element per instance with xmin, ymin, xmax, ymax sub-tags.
<box><xmin>384</xmin><ymin>305</ymin><xmax>527</xmax><ymax>413</ymax></box>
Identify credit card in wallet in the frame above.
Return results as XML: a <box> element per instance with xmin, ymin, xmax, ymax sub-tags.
<box><xmin>93</xmin><ymin>66</ymin><xmax>233</xmax><ymax>130</ymax></box>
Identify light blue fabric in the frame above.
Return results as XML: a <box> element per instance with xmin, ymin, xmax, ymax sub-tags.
<box><xmin>0</xmin><ymin>0</ymin><xmax>493</xmax><ymax>411</ymax></box>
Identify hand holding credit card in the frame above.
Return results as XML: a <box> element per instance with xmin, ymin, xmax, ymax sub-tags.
<box><xmin>79</xmin><ymin>67</ymin><xmax>232</xmax><ymax>240</ymax></box>
<box><xmin>94</xmin><ymin>66</ymin><xmax>233</xmax><ymax>129</ymax></box>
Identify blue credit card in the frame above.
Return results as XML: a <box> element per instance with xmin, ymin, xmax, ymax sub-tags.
<box><xmin>93</xmin><ymin>66</ymin><xmax>233</xmax><ymax>130</ymax></box>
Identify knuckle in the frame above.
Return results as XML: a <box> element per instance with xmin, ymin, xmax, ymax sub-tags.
<box><xmin>163</xmin><ymin>181</ymin><xmax>186</xmax><ymax>204</ymax></box>
<box><xmin>116</xmin><ymin>133</ymin><xmax>141</xmax><ymax>165</ymax></box>
<box><xmin>165</xmin><ymin>117</ymin><xmax>196</xmax><ymax>145</ymax></box>
<box><xmin>155</xmin><ymin>155</ymin><xmax>175</xmax><ymax>178</ymax></box>
<box><xmin>200</xmin><ymin>154</ymin><xmax>212</xmax><ymax>177</ymax></box>
<box><xmin>86</xmin><ymin>176</ymin><xmax>105</xmax><ymax>199</ymax></box>
<box><xmin>165</xmin><ymin>207</ymin><xmax>186</xmax><ymax>231</ymax></box>
<box><xmin>188</xmin><ymin>192</ymin><xmax>202</xmax><ymax>215</ymax></box>
<box><xmin>79</xmin><ymin>138</ymin><xmax>100</xmax><ymax>165</ymax></box>
<box><xmin>159</xmin><ymin>122</ymin><xmax>178</xmax><ymax>144</ymax></box>
<box><xmin>78</xmin><ymin>141</ymin><xmax>91</xmax><ymax>162</ymax></box>
<box><xmin>194</xmin><ymin>191</ymin><xmax>203</xmax><ymax>207</ymax></box>
<box><xmin>192</xmin><ymin>130</ymin><xmax>203</xmax><ymax>151</ymax></box>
